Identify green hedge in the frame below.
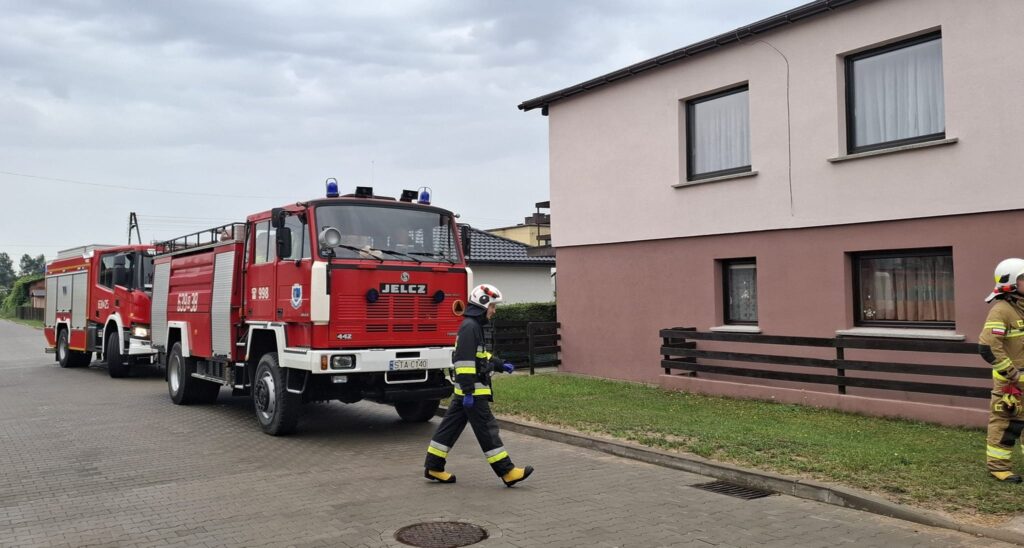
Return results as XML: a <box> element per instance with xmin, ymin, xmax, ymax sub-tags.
<box><xmin>493</xmin><ymin>301</ymin><xmax>556</xmax><ymax>322</ymax></box>
<box><xmin>1</xmin><ymin>274</ymin><xmax>42</xmax><ymax>316</ymax></box>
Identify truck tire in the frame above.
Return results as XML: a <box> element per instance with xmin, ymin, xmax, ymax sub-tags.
<box><xmin>253</xmin><ymin>352</ymin><xmax>299</xmax><ymax>436</ymax></box>
<box><xmin>106</xmin><ymin>333</ymin><xmax>131</xmax><ymax>378</ymax></box>
<box><xmin>57</xmin><ymin>329</ymin><xmax>91</xmax><ymax>368</ymax></box>
<box><xmin>395</xmin><ymin>399</ymin><xmax>440</xmax><ymax>423</ymax></box>
<box><xmin>167</xmin><ymin>342</ymin><xmax>220</xmax><ymax>404</ymax></box>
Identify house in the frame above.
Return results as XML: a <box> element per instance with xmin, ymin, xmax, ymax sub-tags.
<box><xmin>28</xmin><ymin>279</ymin><xmax>45</xmax><ymax>309</ymax></box>
<box><xmin>466</xmin><ymin>228</ymin><xmax>555</xmax><ymax>304</ymax></box>
<box><xmin>487</xmin><ymin>202</ymin><xmax>552</xmax><ymax>249</ymax></box>
<box><xmin>519</xmin><ymin>0</ymin><xmax>1021</xmax><ymax>425</ymax></box>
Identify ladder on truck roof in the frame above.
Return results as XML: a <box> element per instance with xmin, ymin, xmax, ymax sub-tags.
<box><xmin>55</xmin><ymin>244</ymin><xmax>118</xmax><ymax>260</ymax></box>
<box><xmin>155</xmin><ymin>222</ymin><xmax>246</xmax><ymax>256</ymax></box>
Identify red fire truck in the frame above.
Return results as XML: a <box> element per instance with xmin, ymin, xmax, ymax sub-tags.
<box><xmin>43</xmin><ymin>244</ymin><xmax>158</xmax><ymax>377</ymax></box>
<box><xmin>152</xmin><ymin>183</ymin><xmax>469</xmax><ymax>435</ymax></box>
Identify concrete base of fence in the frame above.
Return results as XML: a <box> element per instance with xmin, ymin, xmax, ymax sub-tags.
<box><xmin>658</xmin><ymin>374</ymin><xmax>987</xmax><ymax>428</ymax></box>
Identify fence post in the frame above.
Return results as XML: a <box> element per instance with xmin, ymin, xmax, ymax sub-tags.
<box><xmin>663</xmin><ymin>327</ymin><xmax>696</xmax><ymax>376</ymax></box>
<box><xmin>527</xmin><ymin>322</ymin><xmax>535</xmax><ymax>375</ymax></box>
<box><xmin>835</xmin><ymin>339</ymin><xmax>846</xmax><ymax>395</ymax></box>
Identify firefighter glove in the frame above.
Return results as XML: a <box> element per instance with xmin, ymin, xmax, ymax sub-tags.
<box><xmin>501</xmin><ymin>361</ymin><xmax>515</xmax><ymax>374</ymax></box>
<box><xmin>462</xmin><ymin>393</ymin><xmax>475</xmax><ymax>409</ymax></box>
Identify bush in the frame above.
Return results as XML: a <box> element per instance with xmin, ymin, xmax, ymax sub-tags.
<box><xmin>493</xmin><ymin>301</ymin><xmax>556</xmax><ymax>322</ymax></box>
<box><xmin>1</xmin><ymin>274</ymin><xmax>42</xmax><ymax>316</ymax></box>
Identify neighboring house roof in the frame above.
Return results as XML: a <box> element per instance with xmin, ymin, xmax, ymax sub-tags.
<box><xmin>468</xmin><ymin>228</ymin><xmax>556</xmax><ymax>265</ymax></box>
<box><xmin>518</xmin><ymin>0</ymin><xmax>862</xmax><ymax>113</ymax></box>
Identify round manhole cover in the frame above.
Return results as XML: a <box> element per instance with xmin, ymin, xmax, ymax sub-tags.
<box><xmin>395</xmin><ymin>522</ymin><xmax>488</xmax><ymax>548</ymax></box>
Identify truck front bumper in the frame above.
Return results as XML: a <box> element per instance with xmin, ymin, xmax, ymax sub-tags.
<box><xmin>127</xmin><ymin>337</ymin><xmax>158</xmax><ymax>357</ymax></box>
<box><xmin>279</xmin><ymin>346</ymin><xmax>454</xmax><ymax>375</ymax></box>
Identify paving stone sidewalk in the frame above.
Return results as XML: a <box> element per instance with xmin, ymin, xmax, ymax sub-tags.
<box><xmin>0</xmin><ymin>320</ymin><xmax>1010</xmax><ymax>547</ymax></box>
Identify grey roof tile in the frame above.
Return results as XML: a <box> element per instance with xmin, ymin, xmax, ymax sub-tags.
<box><xmin>467</xmin><ymin>228</ymin><xmax>555</xmax><ymax>265</ymax></box>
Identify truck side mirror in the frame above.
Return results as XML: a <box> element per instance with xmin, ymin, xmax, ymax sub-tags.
<box><xmin>459</xmin><ymin>224</ymin><xmax>472</xmax><ymax>258</ymax></box>
<box><xmin>276</xmin><ymin>226</ymin><xmax>293</xmax><ymax>259</ymax></box>
<box><xmin>270</xmin><ymin>208</ymin><xmax>286</xmax><ymax>229</ymax></box>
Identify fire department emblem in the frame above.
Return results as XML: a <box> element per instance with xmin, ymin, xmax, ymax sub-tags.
<box><xmin>400</xmin><ymin>271</ymin><xmax>410</xmax><ymax>282</ymax></box>
<box><xmin>290</xmin><ymin>284</ymin><xmax>302</xmax><ymax>309</ymax></box>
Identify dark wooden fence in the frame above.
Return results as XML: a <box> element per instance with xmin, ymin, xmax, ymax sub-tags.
<box><xmin>660</xmin><ymin>327</ymin><xmax>989</xmax><ymax>399</ymax></box>
<box><xmin>489</xmin><ymin>320</ymin><xmax>561</xmax><ymax>375</ymax></box>
<box><xmin>16</xmin><ymin>306</ymin><xmax>44</xmax><ymax>322</ymax></box>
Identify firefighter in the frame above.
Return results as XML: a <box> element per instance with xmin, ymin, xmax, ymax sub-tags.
<box><xmin>423</xmin><ymin>283</ymin><xmax>534</xmax><ymax>487</ymax></box>
<box><xmin>980</xmin><ymin>258</ymin><xmax>1024</xmax><ymax>482</ymax></box>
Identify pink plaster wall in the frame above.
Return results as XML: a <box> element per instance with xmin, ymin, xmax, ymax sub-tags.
<box><xmin>555</xmin><ymin>211</ymin><xmax>1018</xmax><ymax>415</ymax></box>
<box><xmin>545</xmin><ymin>0</ymin><xmax>1024</xmax><ymax>249</ymax></box>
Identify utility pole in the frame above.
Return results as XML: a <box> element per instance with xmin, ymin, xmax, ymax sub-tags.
<box><xmin>128</xmin><ymin>212</ymin><xmax>142</xmax><ymax>244</ymax></box>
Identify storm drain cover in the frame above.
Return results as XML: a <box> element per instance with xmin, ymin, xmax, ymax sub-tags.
<box><xmin>692</xmin><ymin>480</ymin><xmax>774</xmax><ymax>500</ymax></box>
<box><xmin>395</xmin><ymin>522</ymin><xmax>488</xmax><ymax>548</ymax></box>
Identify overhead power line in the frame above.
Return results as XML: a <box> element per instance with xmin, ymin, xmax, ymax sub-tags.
<box><xmin>0</xmin><ymin>170</ymin><xmax>292</xmax><ymax>200</ymax></box>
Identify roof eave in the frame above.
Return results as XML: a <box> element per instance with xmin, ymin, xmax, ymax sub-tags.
<box><xmin>518</xmin><ymin>0</ymin><xmax>861</xmax><ymax>113</ymax></box>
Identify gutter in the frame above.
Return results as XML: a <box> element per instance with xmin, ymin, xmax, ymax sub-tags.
<box><xmin>518</xmin><ymin>0</ymin><xmax>862</xmax><ymax>114</ymax></box>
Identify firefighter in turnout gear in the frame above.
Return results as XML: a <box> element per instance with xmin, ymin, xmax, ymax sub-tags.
<box><xmin>423</xmin><ymin>284</ymin><xmax>534</xmax><ymax>487</ymax></box>
<box><xmin>981</xmin><ymin>258</ymin><xmax>1024</xmax><ymax>482</ymax></box>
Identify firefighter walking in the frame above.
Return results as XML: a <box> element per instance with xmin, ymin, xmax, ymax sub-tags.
<box><xmin>981</xmin><ymin>258</ymin><xmax>1024</xmax><ymax>482</ymax></box>
<box><xmin>423</xmin><ymin>284</ymin><xmax>534</xmax><ymax>487</ymax></box>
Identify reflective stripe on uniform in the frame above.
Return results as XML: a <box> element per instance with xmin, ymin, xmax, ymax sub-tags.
<box><xmin>994</xmin><ymin>358</ymin><xmax>1013</xmax><ymax>370</ymax></box>
<box><xmin>454</xmin><ymin>367</ymin><xmax>477</xmax><ymax>375</ymax></box>
<box><xmin>476</xmin><ymin>351</ymin><xmax>493</xmax><ymax>360</ymax></box>
<box><xmin>1007</xmin><ymin>332</ymin><xmax>1024</xmax><ymax>338</ymax></box>
<box><xmin>427</xmin><ymin>445</ymin><xmax>448</xmax><ymax>459</ymax></box>
<box><xmin>988</xmin><ymin>445</ymin><xmax>1012</xmax><ymax>460</ymax></box>
<box><xmin>454</xmin><ymin>385</ymin><xmax>493</xmax><ymax>396</ymax></box>
<box><xmin>986</xmin><ymin>322</ymin><xmax>1007</xmax><ymax>329</ymax></box>
<box><xmin>484</xmin><ymin>446</ymin><xmax>509</xmax><ymax>463</ymax></box>
<box><xmin>994</xmin><ymin>369</ymin><xmax>1011</xmax><ymax>382</ymax></box>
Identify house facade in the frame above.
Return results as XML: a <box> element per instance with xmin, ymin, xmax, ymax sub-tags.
<box><xmin>467</xmin><ymin>228</ymin><xmax>555</xmax><ymax>304</ymax></box>
<box><xmin>520</xmin><ymin>0</ymin><xmax>1023</xmax><ymax>425</ymax></box>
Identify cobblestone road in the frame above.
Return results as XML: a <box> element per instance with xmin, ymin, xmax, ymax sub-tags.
<box><xmin>0</xmin><ymin>320</ymin><xmax>1009</xmax><ymax>547</ymax></box>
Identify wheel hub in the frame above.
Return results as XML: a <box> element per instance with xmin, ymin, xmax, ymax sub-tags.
<box><xmin>255</xmin><ymin>371</ymin><xmax>276</xmax><ymax>420</ymax></box>
<box><xmin>169</xmin><ymin>356</ymin><xmax>181</xmax><ymax>392</ymax></box>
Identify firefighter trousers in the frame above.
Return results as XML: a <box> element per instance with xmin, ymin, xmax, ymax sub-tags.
<box><xmin>987</xmin><ymin>394</ymin><xmax>1024</xmax><ymax>473</ymax></box>
<box><xmin>424</xmin><ymin>396</ymin><xmax>514</xmax><ymax>477</ymax></box>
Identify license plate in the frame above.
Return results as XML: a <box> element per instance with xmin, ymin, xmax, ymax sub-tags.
<box><xmin>389</xmin><ymin>359</ymin><xmax>428</xmax><ymax>371</ymax></box>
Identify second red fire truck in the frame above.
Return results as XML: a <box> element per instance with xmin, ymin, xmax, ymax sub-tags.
<box><xmin>150</xmin><ymin>182</ymin><xmax>469</xmax><ymax>434</ymax></box>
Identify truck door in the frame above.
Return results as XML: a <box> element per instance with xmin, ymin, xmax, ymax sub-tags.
<box><xmin>275</xmin><ymin>213</ymin><xmax>312</xmax><ymax>324</ymax></box>
<box><xmin>247</xmin><ymin>220</ymin><xmax>277</xmax><ymax>321</ymax></box>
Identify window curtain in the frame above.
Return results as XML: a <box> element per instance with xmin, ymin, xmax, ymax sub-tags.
<box><xmin>692</xmin><ymin>89</ymin><xmax>750</xmax><ymax>174</ymax></box>
<box><xmin>727</xmin><ymin>263</ymin><xmax>758</xmax><ymax>322</ymax></box>
<box><xmin>852</xmin><ymin>38</ymin><xmax>944</xmax><ymax>148</ymax></box>
<box><xmin>859</xmin><ymin>255</ymin><xmax>954</xmax><ymax>322</ymax></box>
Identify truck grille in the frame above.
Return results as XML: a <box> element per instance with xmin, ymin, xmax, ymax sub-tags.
<box><xmin>333</xmin><ymin>295</ymin><xmax>445</xmax><ymax>334</ymax></box>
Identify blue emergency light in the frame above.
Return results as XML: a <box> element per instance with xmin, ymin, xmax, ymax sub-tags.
<box><xmin>418</xmin><ymin>186</ymin><xmax>431</xmax><ymax>205</ymax></box>
<box><xmin>325</xmin><ymin>178</ymin><xmax>340</xmax><ymax>198</ymax></box>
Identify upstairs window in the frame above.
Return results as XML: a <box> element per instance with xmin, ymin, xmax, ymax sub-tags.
<box><xmin>846</xmin><ymin>32</ymin><xmax>944</xmax><ymax>153</ymax></box>
<box><xmin>853</xmin><ymin>248</ymin><xmax>954</xmax><ymax>328</ymax></box>
<box><xmin>686</xmin><ymin>85</ymin><xmax>751</xmax><ymax>181</ymax></box>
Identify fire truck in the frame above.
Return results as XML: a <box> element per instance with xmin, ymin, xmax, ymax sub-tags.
<box><xmin>152</xmin><ymin>182</ymin><xmax>468</xmax><ymax>435</ymax></box>
<box><xmin>43</xmin><ymin>244</ymin><xmax>158</xmax><ymax>377</ymax></box>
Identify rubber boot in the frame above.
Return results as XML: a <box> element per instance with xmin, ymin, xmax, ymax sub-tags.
<box><xmin>991</xmin><ymin>471</ymin><xmax>1022</xmax><ymax>483</ymax></box>
<box><xmin>425</xmin><ymin>469</ymin><xmax>456</xmax><ymax>483</ymax></box>
<box><xmin>501</xmin><ymin>466</ymin><xmax>534</xmax><ymax>487</ymax></box>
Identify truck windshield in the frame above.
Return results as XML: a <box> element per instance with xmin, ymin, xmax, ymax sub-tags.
<box><xmin>315</xmin><ymin>204</ymin><xmax>458</xmax><ymax>264</ymax></box>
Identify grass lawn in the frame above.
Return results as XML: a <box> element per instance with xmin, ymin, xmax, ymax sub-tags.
<box><xmin>0</xmin><ymin>315</ymin><xmax>43</xmax><ymax>329</ymax></box>
<box><xmin>490</xmin><ymin>373</ymin><xmax>1019</xmax><ymax>520</ymax></box>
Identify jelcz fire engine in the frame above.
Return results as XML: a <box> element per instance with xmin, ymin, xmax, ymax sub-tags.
<box><xmin>153</xmin><ymin>183</ymin><xmax>468</xmax><ymax>435</ymax></box>
<box><xmin>43</xmin><ymin>244</ymin><xmax>158</xmax><ymax>376</ymax></box>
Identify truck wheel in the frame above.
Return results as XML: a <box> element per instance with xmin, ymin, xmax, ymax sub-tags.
<box><xmin>395</xmin><ymin>399</ymin><xmax>440</xmax><ymax>423</ymax></box>
<box><xmin>167</xmin><ymin>342</ymin><xmax>220</xmax><ymax>404</ymax></box>
<box><xmin>57</xmin><ymin>329</ymin><xmax>91</xmax><ymax>368</ymax></box>
<box><xmin>106</xmin><ymin>333</ymin><xmax>130</xmax><ymax>378</ymax></box>
<box><xmin>253</xmin><ymin>352</ymin><xmax>299</xmax><ymax>436</ymax></box>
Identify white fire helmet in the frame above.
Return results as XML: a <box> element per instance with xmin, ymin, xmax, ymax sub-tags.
<box><xmin>469</xmin><ymin>284</ymin><xmax>504</xmax><ymax>309</ymax></box>
<box><xmin>986</xmin><ymin>258</ymin><xmax>1024</xmax><ymax>303</ymax></box>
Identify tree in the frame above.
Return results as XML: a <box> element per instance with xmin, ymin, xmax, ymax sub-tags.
<box><xmin>0</xmin><ymin>252</ymin><xmax>14</xmax><ymax>290</ymax></box>
<box><xmin>18</xmin><ymin>254</ymin><xmax>45</xmax><ymax>277</ymax></box>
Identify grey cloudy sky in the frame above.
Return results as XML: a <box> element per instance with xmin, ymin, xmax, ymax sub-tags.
<box><xmin>0</xmin><ymin>0</ymin><xmax>806</xmax><ymax>264</ymax></box>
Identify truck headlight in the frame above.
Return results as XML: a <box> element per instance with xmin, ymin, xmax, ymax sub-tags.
<box><xmin>331</xmin><ymin>355</ymin><xmax>355</xmax><ymax>370</ymax></box>
<box><xmin>132</xmin><ymin>325</ymin><xmax>150</xmax><ymax>338</ymax></box>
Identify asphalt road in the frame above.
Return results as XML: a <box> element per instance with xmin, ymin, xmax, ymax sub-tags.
<box><xmin>0</xmin><ymin>320</ymin><xmax>1008</xmax><ymax>547</ymax></box>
